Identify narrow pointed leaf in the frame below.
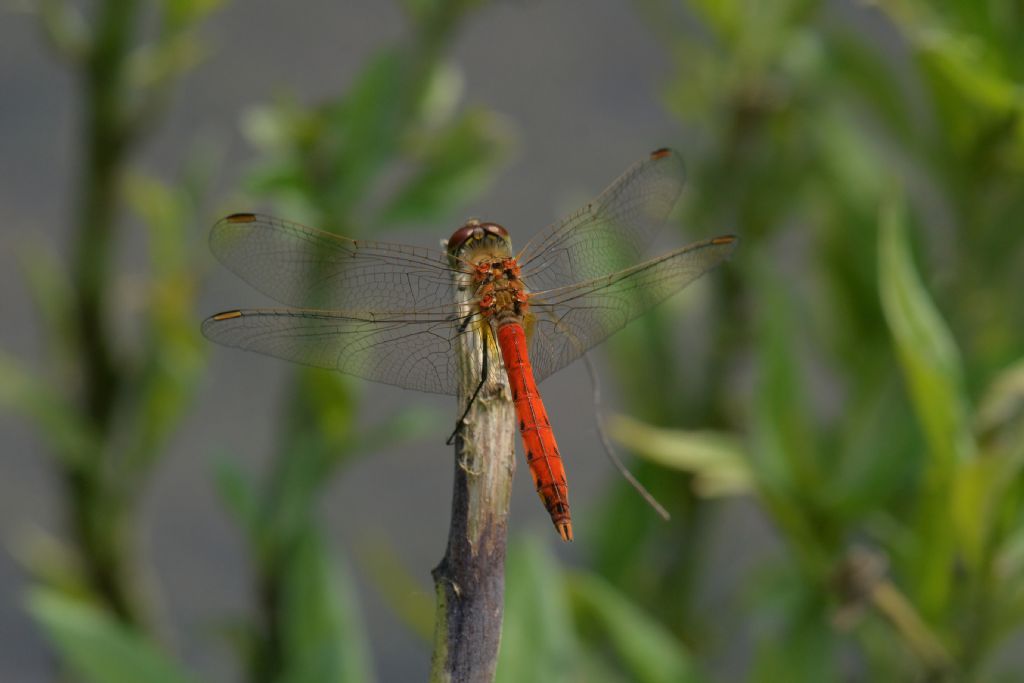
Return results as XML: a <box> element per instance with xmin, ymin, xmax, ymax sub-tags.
<box><xmin>878</xmin><ymin>194</ymin><xmax>973</xmax><ymax>469</ymax></box>
<box><xmin>29</xmin><ymin>590</ymin><xmax>202</xmax><ymax>683</ymax></box>
<box><xmin>280</xmin><ymin>531</ymin><xmax>375</xmax><ymax>683</ymax></box>
<box><xmin>878</xmin><ymin>193</ymin><xmax>973</xmax><ymax>608</ymax></box>
<box><xmin>608</xmin><ymin>414</ymin><xmax>753</xmax><ymax>497</ymax></box>
<box><xmin>569</xmin><ymin>572</ymin><xmax>700</xmax><ymax>683</ymax></box>
<box><xmin>496</xmin><ymin>538</ymin><xmax>577</xmax><ymax>683</ymax></box>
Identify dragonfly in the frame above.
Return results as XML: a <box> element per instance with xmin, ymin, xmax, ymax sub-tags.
<box><xmin>202</xmin><ymin>148</ymin><xmax>737</xmax><ymax>542</ymax></box>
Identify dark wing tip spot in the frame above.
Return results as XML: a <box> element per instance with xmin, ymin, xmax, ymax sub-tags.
<box><xmin>224</xmin><ymin>213</ymin><xmax>257</xmax><ymax>223</ymax></box>
<box><xmin>650</xmin><ymin>148</ymin><xmax>672</xmax><ymax>160</ymax></box>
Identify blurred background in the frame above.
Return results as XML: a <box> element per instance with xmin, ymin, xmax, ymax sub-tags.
<box><xmin>2</xmin><ymin>0</ymin><xmax>1023</xmax><ymax>681</ymax></box>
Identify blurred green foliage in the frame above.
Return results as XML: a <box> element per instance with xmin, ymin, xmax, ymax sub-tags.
<box><xmin>7</xmin><ymin>0</ymin><xmax>220</xmax><ymax>648</ymax></box>
<box><xmin>597</xmin><ymin>0</ymin><xmax>1024</xmax><ymax>681</ymax></box>
<box><xmin>5</xmin><ymin>0</ymin><xmax>1024</xmax><ymax>681</ymax></box>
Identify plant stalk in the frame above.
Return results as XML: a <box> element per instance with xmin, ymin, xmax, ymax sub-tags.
<box><xmin>66</xmin><ymin>0</ymin><xmax>145</xmax><ymax>625</ymax></box>
<box><xmin>430</xmin><ymin>325</ymin><xmax>515</xmax><ymax>683</ymax></box>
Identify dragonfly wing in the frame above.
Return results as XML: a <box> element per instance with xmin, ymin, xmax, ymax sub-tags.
<box><xmin>525</xmin><ymin>235</ymin><xmax>737</xmax><ymax>384</ymax></box>
<box><xmin>515</xmin><ymin>149</ymin><xmax>687</xmax><ymax>291</ymax></box>
<box><xmin>202</xmin><ymin>308</ymin><xmax>467</xmax><ymax>395</ymax></box>
<box><xmin>210</xmin><ymin>213</ymin><xmax>459</xmax><ymax>311</ymax></box>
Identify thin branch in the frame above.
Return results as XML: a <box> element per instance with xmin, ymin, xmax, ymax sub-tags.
<box><xmin>431</xmin><ymin>323</ymin><xmax>515</xmax><ymax>683</ymax></box>
<box><xmin>582</xmin><ymin>352</ymin><xmax>671</xmax><ymax>521</ymax></box>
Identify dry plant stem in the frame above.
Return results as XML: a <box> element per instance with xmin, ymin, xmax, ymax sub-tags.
<box><xmin>431</xmin><ymin>325</ymin><xmax>515</xmax><ymax>683</ymax></box>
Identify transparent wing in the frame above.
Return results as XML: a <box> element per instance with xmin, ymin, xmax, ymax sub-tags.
<box><xmin>525</xmin><ymin>235</ymin><xmax>737</xmax><ymax>383</ymax></box>
<box><xmin>209</xmin><ymin>213</ymin><xmax>459</xmax><ymax>312</ymax></box>
<box><xmin>201</xmin><ymin>308</ymin><xmax>471</xmax><ymax>395</ymax></box>
<box><xmin>515</xmin><ymin>148</ymin><xmax>687</xmax><ymax>292</ymax></box>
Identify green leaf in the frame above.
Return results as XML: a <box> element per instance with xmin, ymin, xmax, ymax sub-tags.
<box><xmin>827</xmin><ymin>378</ymin><xmax>919</xmax><ymax>517</ymax></box>
<box><xmin>878</xmin><ymin>193</ymin><xmax>973</xmax><ymax>468</ymax></box>
<box><xmin>812</xmin><ymin>104</ymin><xmax>887</xmax><ymax>211</ymax></box>
<box><xmin>996</xmin><ymin>522</ymin><xmax>1024</xmax><ymax>589</ymax></box>
<box><xmin>976</xmin><ymin>357</ymin><xmax>1024</xmax><ymax>447</ymax></box>
<box><xmin>496</xmin><ymin>538</ymin><xmax>577</xmax><ymax>683</ymax></box>
<box><xmin>829</xmin><ymin>31</ymin><xmax>915</xmax><ymax>140</ymax></box>
<box><xmin>748</xmin><ymin>264</ymin><xmax>825</xmax><ymax>564</ymax></box>
<box><xmin>128</xmin><ymin>33</ymin><xmax>207</xmax><ymax>90</ymax></box>
<box><xmin>876</xmin><ymin>196</ymin><xmax>970</xmax><ymax>471</ymax></box>
<box><xmin>752</xmin><ymin>263</ymin><xmax>821</xmax><ymax>492</ymax></box>
<box><xmin>295</xmin><ymin>368</ymin><xmax>358</xmax><ymax>458</ymax></box>
<box><xmin>378</xmin><ymin>107</ymin><xmax>511</xmax><ymax>225</ymax></box>
<box><xmin>20</xmin><ymin>241</ymin><xmax>76</xmax><ymax>370</ymax></box>
<box><xmin>949</xmin><ymin>454</ymin><xmax>1005</xmax><ymax>572</ymax></box>
<box><xmin>358</xmin><ymin>539</ymin><xmax>434</xmax><ymax>641</ymax></box>
<box><xmin>607</xmin><ymin>414</ymin><xmax>753</xmax><ymax>497</ymax></box>
<box><xmin>878</xmin><ymin>192</ymin><xmax>974</xmax><ymax>608</ymax></box>
<box><xmin>38</xmin><ymin>0</ymin><xmax>90</xmax><ymax>58</ymax></box>
<box><xmin>280</xmin><ymin>531</ymin><xmax>375</xmax><ymax>683</ymax></box>
<box><xmin>325</xmin><ymin>50</ymin><xmax>409</xmax><ymax>209</ymax></box>
<box><xmin>122</xmin><ymin>171</ymin><xmax>207</xmax><ymax>471</ymax></box>
<box><xmin>882</xmin><ymin>2</ymin><xmax>1024</xmax><ymax>114</ymax></box>
<box><xmin>0</xmin><ymin>350</ymin><xmax>98</xmax><ymax>465</ymax></box>
<box><xmin>15</xmin><ymin>530</ymin><xmax>88</xmax><ymax>596</ymax></box>
<box><xmin>212</xmin><ymin>455</ymin><xmax>258</xmax><ymax>540</ymax></box>
<box><xmin>242</xmin><ymin>99</ymin><xmax>305</xmax><ymax>157</ymax></box>
<box><xmin>242</xmin><ymin>100</ymin><xmax>316</xmax><ymax>207</ymax></box>
<box><xmin>687</xmin><ymin>0</ymin><xmax>743</xmax><ymax>44</ymax></box>
<box><xmin>750</xmin><ymin>588</ymin><xmax>836</xmax><ymax>683</ymax></box>
<box><xmin>245</xmin><ymin>50</ymin><xmax>412</xmax><ymax>219</ymax></box>
<box><xmin>953</xmin><ymin>358</ymin><xmax>1024</xmax><ymax>576</ymax></box>
<box><xmin>414</xmin><ymin>61</ymin><xmax>464</xmax><ymax>130</ymax></box>
<box><xmin>568</xmin><ymin>572</ymin><xmax>700</xmax><ymax>683</ymax></box>
<box><xmin>28</xmin><ymin>590</ymin><xmax>203</xmax><ymax>683</ymax></box>
<box><xmin>350</xmin><ymin>405</ymin><xmax>443</xmax><ymax>458</ymax></box>
<box><xmin>162</xmin><ymin>0</ymin><xmax>226</xmax><ymax>30</ymax></box>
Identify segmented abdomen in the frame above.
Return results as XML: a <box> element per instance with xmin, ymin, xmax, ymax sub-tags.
<box><xmin>496</xmin><ymin>322</ymin><xmax>573</xmax><ymax>542</ymax></box>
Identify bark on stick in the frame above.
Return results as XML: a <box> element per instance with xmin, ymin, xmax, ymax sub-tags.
<box><xmin>430</xmin><ymin>317</ymin><xmax>515</xmax><ymax>683</ymax></box>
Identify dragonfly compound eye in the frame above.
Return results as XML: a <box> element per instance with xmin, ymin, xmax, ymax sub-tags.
<box><xmin>447</xmin><ymin>220</ymin><xmax>511</xmax><ymax>257</ymax></box>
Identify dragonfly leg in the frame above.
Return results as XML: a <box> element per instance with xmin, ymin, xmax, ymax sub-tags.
<box><xmin>446</xmin><ymin>339</ymin><xmax>489</xmax><ymax>446</ymax></box>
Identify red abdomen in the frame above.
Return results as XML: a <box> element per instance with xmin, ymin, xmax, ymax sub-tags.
<box><xmin>496</xmin><ymin>322</ymin><xmax>572</xmax><ymax>542</ymax></box>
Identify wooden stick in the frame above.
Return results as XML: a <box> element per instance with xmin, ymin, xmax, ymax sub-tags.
<box><xmin>430</xmin><ymin>321</ymin><xmax>515</xmax><ymax>683</ymax></box>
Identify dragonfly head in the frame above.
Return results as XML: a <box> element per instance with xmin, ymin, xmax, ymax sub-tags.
<box><xmin>446</xmin><ymin>219</ymin><xmax>511</xmax><ymax>264</ymax></box>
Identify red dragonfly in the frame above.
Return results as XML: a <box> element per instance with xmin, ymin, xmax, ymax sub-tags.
<box><xmin>203</xmin><ymin>148</ymin><xmax>736</xmax><ymax>542</ymax></box>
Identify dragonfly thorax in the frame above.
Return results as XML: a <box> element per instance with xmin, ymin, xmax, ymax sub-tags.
<box><xmin>448</xmin><ymin>220</ymin><xmax>525</xmax><ymax>322</ymax></box>
<box><xmin>473</xmin><ymin>257</ymin><xmax>529</xmax><ymax>324</ymax></box>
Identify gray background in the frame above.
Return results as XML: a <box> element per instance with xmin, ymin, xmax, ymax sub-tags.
<box><xmin>0</xmin><ymin>1</ymin><xmax>772</xmax><ymax>680</ymax></box>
